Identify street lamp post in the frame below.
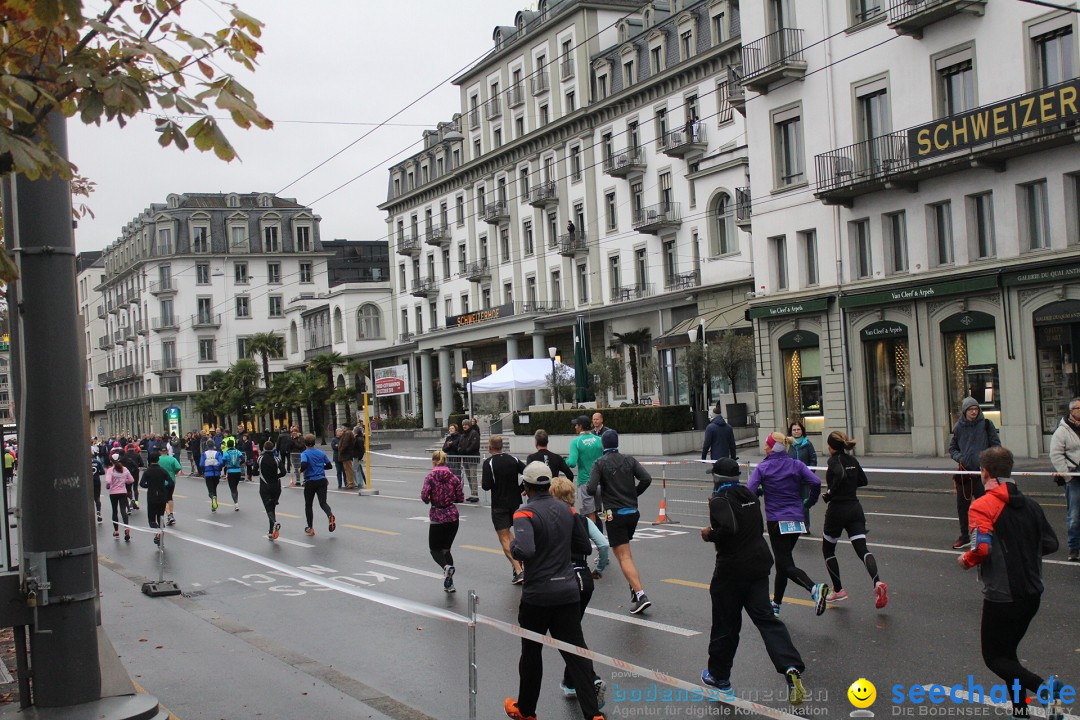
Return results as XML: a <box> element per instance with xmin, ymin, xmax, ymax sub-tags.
<box><xmin>688</xmin><ymin>322</ymin><xmax>708</xmax><ymax>428</ymax></box>
<box><xmin>465</xmin><ymin>359</ymin><xmax>474</xmax><ymax>421</ymax></box>
<box><xmin>548</xmin><ymin>346</ymin><xmax>558</xmax><ymax>410</ymax></box>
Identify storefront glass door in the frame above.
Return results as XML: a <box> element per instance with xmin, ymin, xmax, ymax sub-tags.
<box><xmin>1034</xmin><ymin>300</ymin><xmax>1080</xmax><ymax>433</ymax></box>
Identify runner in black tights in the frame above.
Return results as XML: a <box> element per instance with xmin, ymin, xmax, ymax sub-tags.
<box><xmin>820</xmin><ymin>431</ymin><xmax>888</xmax><ymax>609</ymax></box>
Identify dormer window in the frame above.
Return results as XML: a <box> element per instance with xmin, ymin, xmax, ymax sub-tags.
<box><xmin>226</xmin><ymin>193</ymin><xmax>240</xmax><ymax>208</ymax></box>
<box><xmin>257</xmin><ymin>194</ymin><xmax>272</xmax><ymax>208</ymax></box>
<box><xmin>166</xmin><ymin>193</ymin><xmax>180</xmax><ymax>209</ymax></box>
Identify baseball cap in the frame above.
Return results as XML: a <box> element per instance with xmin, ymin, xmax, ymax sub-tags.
<box><xmin>711</xmin><ymin>458</ymin><xmax>741</xmax><ymax>480</ymax></box>
<box><xmin>572</xmin><ymin>415</ymin><xmax>590</xmax><ymax>428</ymax></box>
<box><xmin>522</xmin><ymin>460</ymin><xmax>552</xmax><ymax>486</ymax></box>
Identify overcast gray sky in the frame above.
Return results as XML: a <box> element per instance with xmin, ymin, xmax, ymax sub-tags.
<box><xmin>70</xmin><ymin>1</ymin><xmax>516</xmax><ymax>252</ymax></box>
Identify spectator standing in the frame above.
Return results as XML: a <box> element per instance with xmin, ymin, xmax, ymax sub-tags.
<box><xmin>442</xmin><ymin>423</ymin><xmax>461</xmax><ymax>477</ymax></box>
<box><xmin>948</xmin><ymin>396</ymin><xmax>1001</xmax><ymax>549</ymax></box>
<box><xmin>591</xmin><ymin>413</ymin><xmax>610</xmax><ymax>438</ymax></box>
<box><xmin>458</xmin><ymin>418</ymin><xmax>481</xmax><ymax>502</ymax></box>
<box><xmin>421</xmin><ymin>450</ymin><xmax>464</xmax><ymax>592</ymax></box>
<box><xmin>788</xmin><ymin>420</ymin><xmax>817</xmax><ymax>530</ymax></box>
<box><xmin>339</xmin><ymin>426</ymin><xmax>357</xmax><ymax>490</ymax></box>
<box><xmin>701</xmin><ymin>409</ymin><xmax>737</xmax><ymax>462</ymax></box>
<box><xmin>481</xmin><ymin>435</ymin><xmax>527</xmax><ymax>584</ymax></box>
<box><xmin>331</xmin><ymin>427</ymin><xmax>345</xmax><ymax>489</ymax></box>
<box><xmin>586</xmin><ymin>430</ymin><xmax>653</xmax><ymax>615</ymax></box>
<box><xmin>1048</xmin><ymin>397</ymin><xmax>1080</xmax><ymax>562</ymax></box>
<box><xmin>958</xmin><ymin>446</ymin><xmax>1063</xmax><ymax>720</ymax></box>
<box><xmin>352</xmin><ymin>420</ymin><xmax>367</xmax><ymax>491</ymax></box>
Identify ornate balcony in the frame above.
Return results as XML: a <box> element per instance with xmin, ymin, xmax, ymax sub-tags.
<box><xmin>665</xmin><ymin>271</ymin><xmax>700</xmax><ymax>292</ymax></box>
<box><xmin>191</xmin><ymin>313</ymin><xmax>221</xmax><ymax>329</ymax></box>
<box><xmin>603</xmin><ymin>147</ymin><xmax>647</xmax><ymax>178</ymax></box>
<box><xmin>485</xmin><ymin>96</ymin><xmax>502</xmax><ymax>121</ymax></box>
<box><xmin>481</xmin><ymin>201</ymin><xmax>510</xmax><ymax>224</ymax></box>
<box><xmin>528</xmin><ymin>182</ymin><xmax>558</xmax><ymax>207</ymax></box>
<box><xmin>558</xmin><ymin>232</ymin><xmax>588</xmax><ymax>258</ymax></box>
<box><xmin>151</xmin><ymin>359</ymin><xmax>181</xmax><ymax>375</ymax></box>
<box><xmin>735</xmin><ymin>187</ymin><xmax>752</xmax><ymax>229</ymax></box>
<box><xmin>507</xmin><ymin>83</ymin><xmax>525</xmax><ymax>109</ymax></box>
<box><xmin>425</xmin><ymin>224</ymin><xmax>451</xmax><ymax>247</ymax></box>
<box><xmin>463</xmin><ymin>260</ymin><xmax>490</xmax><ymax>283</ymax></box>
<box><xmin>531</xmin><ymin>71</ymin><xmax>549</xmax><ymax>96</ymax></box>
<box><xmin>740</xmin><ymin>28</ymin><xmax>806</xmax><ymax>93</ymax></box>
<box><xmin>611</xmin><ymin>284</ymin><xmax>654</xmax><ymax>303</ymax></box>
<box><xmin>149</xmin><ymin>279</ymin><xmax>176</xmax><ymax>296</ymax></box>
<box><xmin>887</xmin><ymin>0</ymin><xmax>986</xmax><ymax>37</ymax></box>
<box><xmin>152</xmin><ymin>316</ymin><xmax>179</xmax><ymax>333</ymax></box>
<box><xmin>660</xmin><ymin>125</ymin><xmax>708</xmax><ymax>158</ymax></box>
<box><xmin>411</xmin><ymin>277</ymin><xmax>438</xmax><ymax>298</ymax></box>
<box><xmin>633</xmin><ymin>202</ymin><xmax>682</xmax><ymax>234</ymax></box>
<box><xmin>396</xmin><ymin>235</ymin><xmax>421</xmax><ymax>257</ymax></box>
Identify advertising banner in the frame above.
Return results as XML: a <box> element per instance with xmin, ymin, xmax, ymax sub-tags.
<box><xmin>374</xmin><ymin>364</ymin><xmax>410</xmax><ymax>397</ymax></box>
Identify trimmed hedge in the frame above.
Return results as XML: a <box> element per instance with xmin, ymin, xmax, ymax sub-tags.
<box><xmin>447</xmin><ymin>413</ymin><xmax>469</xmax><ymax>431</ymax></box>
<box><xmin>513</xmin><ymin>405</ymin><xmax>693</xmax><ymax>436</ymax></box>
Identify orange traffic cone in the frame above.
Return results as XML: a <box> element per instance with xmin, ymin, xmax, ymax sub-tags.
<box><xmin>651</xmin><ymin>474</ymin><xmax>680</xmax><ymax>525</ymax></box>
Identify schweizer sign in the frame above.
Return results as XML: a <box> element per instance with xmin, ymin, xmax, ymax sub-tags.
<box><xmin>374</xmin><ymin>364</ymin><xmax>410</xmax><ymax>397</ymax></box>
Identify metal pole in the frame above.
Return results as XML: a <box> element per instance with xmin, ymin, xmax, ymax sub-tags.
<box><xmin>468</xmin><ymin>590</ymin><xmax>478</xmax><ymax>720</ymax></box>
<box><xmin>8</xmin><ymin>111</ymin><xmax>101</xmax><ymax>706</ymax></box>
<box><xmin>363</xmin><ymin>392</ymin><xmax>371</xmax><ymax>490</ymax></box>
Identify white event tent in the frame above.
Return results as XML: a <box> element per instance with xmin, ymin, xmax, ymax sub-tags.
<box><xmin>468</xmin><ymin>358</ymin><xmax>574</xmax><ymax>393</ymax></box>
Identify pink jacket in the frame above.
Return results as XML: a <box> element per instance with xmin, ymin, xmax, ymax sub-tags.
<box><xmin>421</xmin><ymin>465</ymin><xmax>464</xmax><ymax>524</ymax></box>
<box><xmin>105</xmin><ymin>466</ymin><xmax>134</xmax><ymax>495</ymax></box>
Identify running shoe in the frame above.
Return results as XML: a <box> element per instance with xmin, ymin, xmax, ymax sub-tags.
<box><xmin>874</xmin><ymin>582</ymin><xmax>889</xmax><ymax>609</ymax></box>
<box><xmin>96</xmin><ymin>513</ymin><xmax>102</xmax><ymax>524</ymax></box>
<box><xmin>234</xmin><ymin>503</ymin><xmax>239</xmax><ymax>512</ymax></box>
<box><xmin>443</xmin><ymin>565</ymin><xmax>456</xmax><ymax>592</ymax></box>
<box><xmin>1042</xmin><ymin>676</ymin><xmax>1065</xmax><ymax>720</ymax></box>
<box><xmin>826</xmin><ymin>589</ymin><xmax>848</xmax><ymax>603</ymax></box>
<box><xmin>271</xmin><ymin>523</ymin><xmax>280</xmax><ymax>541</ymax></box>
<box><xmin>771</xmin><ymin>601</ymin><xmax>781</xmax><ymax>617</ymax></box>
<box><xmin>131</xmin><ymin>501</ymin><xmax>139</xmax><ymax>511</ymax></box>
<box><xmin>503</xmin><ymin>698</ymin><xmax>537</xmax><ymax>720</ymax></box>
<box><xmin>786</xmin><ymin>667</ymin><xmax>809</xmax><ymax>706</ymax></box>
<box><xmin>153</xmin><ymin>534</ymin><xmax>161</xmax><ymax>546</ymax></box>
<box><xmin>701</xmin><ymin>669</ymin><xmax>734</xmax><ymax>699</ymax></box>
<box><xmin>166</xmin><ymin>514</ymin><xmax>175</xmax><ymax>526</ymax></box>
<box><xmin>951</xmin><ymin>535</ymin><xmax>969</xmax><ymax>550</ymax></box>
<box><xmin>124</xmin><ymin>531</ymin><xmax>130</xmax><ymax>542</ymax></box>
<box><xmin>560</xmin><ymin>682</ymin><xmax>577</xmax><ymax>697</ymax></box>
<box><xmin>305</xmin><ymin>527</ymin><xmax>315</xmax><ymax>537</ymax></box>
<box><xmin>512</xmin><ymin>571</ymin><xmax>524</xmax><ymax>585</ymax></box>
<box><xmin>113</xmin><ymin>530</ymin><xmax>119</xmax><ymax>538</ymax></box>
<box><xmin>811</xmin><ymin>583</ymin><xmax>829</xmax><ymax>616</ymax></box>
<box><xmin>466</xmin><ymin>496</ymin><xmax>480</xmax><ymax>503</ymax></box>
<box><xmin>328</xmin><ymin>514</ymin><xmax>336</xmax><ymax>532</ymax></box>
<box><xmin>594</xmin><ymin>678</ymin><xmax>607</xmax><ymax>709</ymax></box>
<box><xmin>629</xmin><ymin>593</ymin><xmax>652</xmax><ymax>615</ymax></box>
<box><xmin>1068</xmin><ymin>549</ymin><xmax>1078</xmax><ymax>562</ymax></box>
<box><xmin>211</xmin><ymin>496</ymin><xmax>218</xmax><ymax>512</ymax></box>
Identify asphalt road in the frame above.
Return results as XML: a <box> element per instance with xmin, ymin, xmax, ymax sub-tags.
<box><xmin>95</xmin><ymin>443</ymin><xmax>1080</xmax><ymax>720</ymax></box>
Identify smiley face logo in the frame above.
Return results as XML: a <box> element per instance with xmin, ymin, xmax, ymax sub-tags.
<box><xmin>848</xmin><ymin>678</ymin><xmax>877</xmax><ymax>709</ymax></box>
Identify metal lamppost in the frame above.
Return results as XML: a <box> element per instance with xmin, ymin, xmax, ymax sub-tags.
<box><xmin>465</xmin><ymin>359</ymin><xmax>474</xmax><ymax>420</ymax></box>
<box><xmin>548</xmin><ymin>346</ymin><xmax>558</xmax><ymax>410</ymax></box>
<box><xmin>688</xmin><ymin>321</ymin><xmax>708</xmax><ymax>428</ymax></box>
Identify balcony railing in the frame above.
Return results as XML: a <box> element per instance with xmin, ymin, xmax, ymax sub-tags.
<box><xmin>660</xmin><ymin>124</ymin><xmax>708</xmax><ymax>158</ymax></box>
<box><xmin>528</xmin><ymin>182</ymin><xmax>558</xmax><ymax>207</ymax></box>
<box><xmin>128</xmin><ymin>292</ymin><xmax>139</xmax><ymax>306</ymax></box>
<box><xmin>727</xmin><ymin>66</ymin><xmax>745</xmax><ymax>114</ymax></box>
<box><xmin>396</xmin><ymin>235</ymin><xmax>421</xmax><ymax>257</ymax></box>
<box><xmin>610</xmin><ymin>284</ymin><xmax>654</xmax><ymax>303</ymax></box>
<box><xmin>152</xmin><ymin>316</ymin><xmax>179</xmax><ymax>332</ymax></box>
<box><xmin>519</xmin><ymin>300</ymin><xmax>562</xmax><ymax>314</ymax></box>
<box><xmin>398</xmin><ymin>332</ymin><xmax>414</xmax><ymax>344</ymax></box>
<box><xmin>602</xmin><ymin>147</ymin><xmax>647</xmax><ymax>178</ymax></box>
<box><xmin>425</xmin><ymin>224</ymin><xmax>451</xmax><ymax>247</ymax></box>
<box><xmin>887</xmin><ymin>0</ymin><xmax>986</xmax><ymax>36</ymax></box>
<box><xmin>531</xmin><ymin>71</ymin><xmax>549</xmax><ymax>95</ymax></box>
<box><xmin>97</xmin><ymin>371</ymin><xmax>113</xmax><ymax>386</ymax></box>
<box><xmin>98</xmin><ymin>335</ymin><xmax>113</xmax><ymax>350</ymax></box>
<box><xmin>558</xmin><ymin>232</ymin><xmax>588</xmax><ymax>258</ymax></box>
<box><xmin>149</xmin><ymin>279</ymin><xmax>175</xmax><ymax>295</ymax></box>
<box><xmin>665</xmin><ymin>271</ymin><xmax>700</xmax><ymax>292</ymax></box>
<box><xmin>740</xmin><ymin>28</ymin><xmax>806</xmax><ymax>92</ymax></box>
<box><xmin>814</xmin><ymin>131</ymin><xmax>914</xmax><ymax>199</ymax></box>
<box><xmin>112</xmin><ymin>329</ymin><xmax>123</xmax><ymax>342</ymax></box>
<box><xmin>560</xmin><ymin>57</ymin><xmax>575</xmax><ymax>81</ymax></box>
<box><xmin>481</xmin><ymin>201</ymin><xmax>510</xmax><ymax>224</ymax></box>
<box><xmin>122</xmin><ymin>325</ymin><xmax>136</xmax><ymax>341</ymax></box>
<box><xmin>134</xmin><ymin>319</ymin><xmax>148</xmax><ymax>335</ymax></box>
<box><xmin>463</xmin><ymin>260</ymin><xmax>490</xmax><ymax>282</ymax></box>
<box><xmin>735</xmin><ymin>187</ymin><xmax>752</xmax><ymax>227</ymax></box>
<box><xmin>468</xmin><ymin>108</ymin><xmax>480</xmax><ymax>130</ymax></box>
<box><xmin>151</xmin><ymin>359</ymin><xmax>181</xmax><ymax>374</ymax></box>
<box><xmin>507</xmin><ymin>83</ymin><xmax>525</xmax><ymax>108</ymax></box>
<box><xmin>411</xmin><ymin>277</ymin><xmax>438</xmax><ymax>297</ymax></box>
<box><xmin>191</xmin><ymin>313</ymin><xmax>221</xmax><ymax>329</ymax></box>
<box><xmin>304</xmin><ymin>345</ymin><xmax>333</xmax><ymax>361</ymax></box>
<box><xmin>632</xmin><ymin>202</ymin><xmax>682</xmax><ymax>234</ymax></box>
<box><xmin>96</xmin><ymin>306</ymin><xmax>106</xmax><ymax>319</ymax></box>
<box><xmin>485</xmin><ymin>96</ymin><xmax>502</xmax><ymax>121</ymax></box>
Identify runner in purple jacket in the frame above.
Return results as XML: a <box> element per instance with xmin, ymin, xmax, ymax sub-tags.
<box><xmin>421</xmin><ymin>450</ymin><xmax>465</xmax><ymax>592</ymax></box>
<box><xmin>748</xmin><ymin>432</ymin><xmax>829</xmax><ymax>617</ymax></box>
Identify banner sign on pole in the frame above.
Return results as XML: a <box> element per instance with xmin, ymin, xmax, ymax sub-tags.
<box><xmin>374</xmin><ymin>364</ymin><xmax>410</xmax><ymax>397</ymax></box>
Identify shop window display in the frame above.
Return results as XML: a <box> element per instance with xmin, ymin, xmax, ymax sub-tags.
<box><xmin>1033</xmin><ymin>300</ymin><xmax>1080</xmax><ymax>433</ymax></box>
<box><xmin>861</xmin><ymin>321</ymin><xmax>911</xmax><ymax>434</ymax></box>
<box><xmin>779</xmin><ymin>330</ymin><xmax>823</xmax><ymax>432</ymax></box>
<box><xmin>941</xmin><ymin>311</ymin><xmax>998</xmax><ymax>427</ymax></box>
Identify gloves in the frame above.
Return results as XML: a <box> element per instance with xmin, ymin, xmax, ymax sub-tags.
<box><xmin>1053</xmin><ymin>474</ymin><xmax>1067</xmax><ymax>487</ymax></box>
<box><xmin>822</xmin><ymin>491</ymin><xmax>831</xmax><ymax>504</ymax></box>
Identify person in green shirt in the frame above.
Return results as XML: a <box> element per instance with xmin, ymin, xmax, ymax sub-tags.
<box><xmin>567</xmin><ymin>416</ymin><xmax>603</xmax><ymax>523</ymax></box>
<box><xmin>156</xmin><ymin>451</ymin><xmax>183</xmax><ymax>526</ymax></box>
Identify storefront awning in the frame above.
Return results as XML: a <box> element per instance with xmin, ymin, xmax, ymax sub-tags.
<box><xmin>655</xmin><ymin>301</ymin><xmax>750</xmax><ymax>349</ymax></box>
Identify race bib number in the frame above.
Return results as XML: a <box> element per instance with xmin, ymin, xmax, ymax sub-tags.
<box><xmin>778</xmin><ymin>521</ymin><xmax>807</xmax><ymax>535</ymax></box>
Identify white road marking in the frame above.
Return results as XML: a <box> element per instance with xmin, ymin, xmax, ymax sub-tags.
<box><xmin>800</xmin><ymin>535</ymin><xmax>1078</xmax><ymax>566</ymax></box>
<box><xmin>196</xmin><ymin>519</ymin><xmax>231</xmax><ymax>528</ymax></box>
<box><xmin>275</xmin><ymin>537</ymin><xmax>315</xmax><ymax>548</ymax></box>
<box><xmin>866</xmin><ymin>511</ymin><xmax>955</xmax><ymax>521</ymax></box>
<box><xmin>583</xmin><ymin>607</ymin><xmax>700</xmax><ymax>637</ymax></box>
<box><xmin>367</xmin><ymin>559</ymin><xmax>444</xmax><ymax>580</ymax></box>
<box><xmin>921</xmin><ymin>686</ymin><xmax>1079</xmax><ymax>720</ymax></box>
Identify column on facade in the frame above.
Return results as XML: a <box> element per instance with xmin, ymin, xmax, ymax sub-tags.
<box><xmin>531</xmin><ymin>333</ymin><xmax>547</xmax><ymax>407</ymax></box>
<box><xmin>300</xmin><ymin>406</ymin><xmax>311</xmax><ymax>435</ymax></box>
<box><xmin>505</xmin><ymin>335</ymin><xmax>520</xmax><ymax>413</ymax></box>
<box><xmin>438</xmin><ymin>348</ymin><xmax>453</xmax><ymax>429</ymax></box>
<box><xmin>419</xmin><ymin>350</ymin><xmax>435</xmax><ymax>430</ymax></box>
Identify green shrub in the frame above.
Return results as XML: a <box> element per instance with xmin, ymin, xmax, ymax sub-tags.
<box><xmin>379</xmin><ymin>415</ymin><xmax>423</xmax><ymax>430</ymax></box>
<box><xmin>512</xmin><ymin>405</ymin><xmax>693</xmax><ymax>435</ymax></box>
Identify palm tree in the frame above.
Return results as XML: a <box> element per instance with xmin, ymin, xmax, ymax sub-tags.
<box><xmin>343</xmin><ymin>358</ymin><xmax>369</xmax><ymax>422</ymax></box>
<box><xmin>263</xmin><ymin>372</ymin><xmax>303</xmax><ymax>429</ymax></box>
<box><xmin>247</xmin><ymin>332</ymin><xmax>285</xmax><ymax>389</ymax></box>
<box><xmin>612</xmin><ymin>329</ymin><xmax>652</xmax><ymax>404</ymax></box>
<box><xmin>226</xmin><ymin>358</ymin><xmax>261</xmax><ymax>429</ymax></box>
<box><xmin>195</xmin><ymin>369</ymin><xmax>230</xmax><ymax>427</ymax></box>
<box><xmin>308</xmin><ymin>351</ymin><xmax>344</xmax><ymax>436</ymax></box>
<box><xmin>296</xmin><ymin>370</ymin><xmax>326</xmax><ymax>437</ymax></box>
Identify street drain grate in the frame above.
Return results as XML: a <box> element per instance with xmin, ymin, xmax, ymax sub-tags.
<box><xmin>181</xmin><ymin>590</ymin><xmax>207</xmax><ymax>598</ymax></box>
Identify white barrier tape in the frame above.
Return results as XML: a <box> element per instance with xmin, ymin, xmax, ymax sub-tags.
<box><xmin>370</xmin><ymin>450</ymin><xmax>433</xmax><ymax>461</ymax></box>
<box><xmin>476</xmin><ymin>613</ymin><xmax>805</xmax><ymax>720</ymax></box>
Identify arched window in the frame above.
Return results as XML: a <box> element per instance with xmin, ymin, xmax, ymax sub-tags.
<box><xmin>357</xmin><ymin>304</ymin><xmax>382</xmax><ymax>340</ymax></box>
<box><xmin>289</xmin><ymin>321</ymin><xmax>298</xmax><ymax>354</ymax></box>
<box><xmin>333</xmin><ymin>307</ymin><xmax>344</xmax><ymax>343</ymax></box>
<box><xmin>710</xmin><ymin>192</ymin><xmax>736</xmax><ymax>256</ymax></box>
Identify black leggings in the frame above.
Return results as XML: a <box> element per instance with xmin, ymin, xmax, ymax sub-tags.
<box><xmin>147</xmin><ymin>501</ymin><xmax>166</xmax><ymax>530</ymax></box>
<box><xmin>109</xmin><ymin>493</ymin><xmax>129</xmax><ymax>533</ymax></box>
<box><xmin>823</xmin><ymin>537</ymin><xmax>879</xmax><ymax>592</ymax></box>
<box><xmin>767</xmin><ymin>522</ymin><xmax>816</xmax><ymax>604</ymax></box>
<box><xmin>227</xmin><ymin>473</ymin><xmax>242</xmax><ymax>503</ymax></box>
<box><xmin>981</xmin><ymin>596</ymin><xmax>1044</xmax><ymax>714</ymax></box>
<box><xmin>204</xmin><ymin>475</ymin><xmax>220</xmax><ymax>500</ymax></box>
<box><xmin>260</xmin><ymin>488</ymin><xmax>281</xmax><ymax>532</ymax></box>
<box><xmin>303</xmin><ymin>480</ymin><xmax>332</xmax><ymax>528</ymax></box>
<box><xmin>428</xmin><ymin>521</ymin><xmax>459</xmax><ymax>569</ymax></box>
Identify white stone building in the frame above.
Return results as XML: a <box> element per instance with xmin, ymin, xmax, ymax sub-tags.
<box><xmin>77</xmin><ymin>251</ymin><xmax>109</xmax><ymax>436</ymax></box>
<box><xmin>741</xmin><ymin>0</ymin><xmax>1080</xmax><ymax>457</ymax></box>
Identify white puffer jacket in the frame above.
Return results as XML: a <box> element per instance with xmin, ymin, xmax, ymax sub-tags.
<box><xmin>1049</xmin><ymin>418</ymin><xmax>1080</xmax><ymax>476</ymax></box>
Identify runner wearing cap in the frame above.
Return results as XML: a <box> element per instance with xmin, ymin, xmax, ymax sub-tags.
<box><xmin>504</xmin><ymin>461</ymin><xmax>606</xmax><ymax>720</ymax></box>
<box><xmin>567</xmin><ymin>416</ymin><xmax>603</xmax><ymax>524</ymax></box>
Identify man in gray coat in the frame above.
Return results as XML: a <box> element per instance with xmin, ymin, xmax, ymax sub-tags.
<box><xmin>1049</xmin><ymin>397</ymin><xmax>1080</xmax><ymax>561</ymax></box>
<box><xmin>948</xmin><ymin>396</ymin><xmax>1000</xmax><ymax>549</ymax></box>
